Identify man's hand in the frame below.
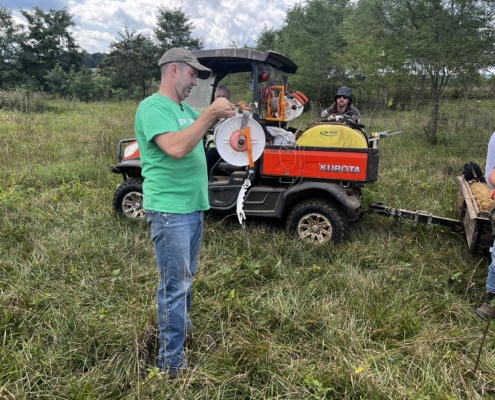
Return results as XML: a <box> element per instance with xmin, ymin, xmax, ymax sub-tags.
<box><xmin>208</xmin><ymin>97</ymin><xmax>236</xmax><ymax>119</ymax></box>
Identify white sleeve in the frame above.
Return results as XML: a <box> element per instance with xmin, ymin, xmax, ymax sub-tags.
<box><xmin>486</xmin><ymin>132</ymin><xmax>495</xmax><ymax>188</ymax></box>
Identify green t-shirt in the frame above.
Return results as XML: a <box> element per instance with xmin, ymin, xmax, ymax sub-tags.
<box><xmin>135</xmin><ymin>93</ymin><xmax>209</xmax><ymax>213</ymax></box>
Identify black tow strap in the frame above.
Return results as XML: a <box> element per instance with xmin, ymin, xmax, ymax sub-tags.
<box><xmin>463</xmin><ymin>161</ymin><xmax>486</xmax><ymax>183</ymax></box>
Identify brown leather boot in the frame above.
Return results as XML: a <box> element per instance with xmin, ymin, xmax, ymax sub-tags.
<box><xmin>475</xmin><ymin>292</ymin><xmax>495</xmax><ymax>319</ymax></box>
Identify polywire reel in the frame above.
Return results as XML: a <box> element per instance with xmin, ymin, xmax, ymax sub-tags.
<box><xmin>284</xmin><ymin>96</ymin><xmax>304</xmax><ymax>122</ymax></box>
<box><xmin>214</xmin><ymin>115</ymin><xmax>266</xmax><ymax>166</ymax></box>
<box><xmin>268</xmin><ymin>96</ymin><xmax>304</xmax><ymax>122</ymax></box>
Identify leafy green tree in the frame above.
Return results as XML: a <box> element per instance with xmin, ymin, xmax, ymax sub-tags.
<box><xmin>100</xmin><ymin>27</ymin><xmax>158</xmax><ymax>99</ymax></box>
<box><xmin>81</xmin><ymin>52</ymin><xmax>105</xmax><ymax>68</ymax></box>
<box><xmin>46</xmin><ymin>64</ymin><xmax>114</xmax><ymax>101</ymax></box>
<box><xmin>44</xmin><ymin>63</ymin><xmax>70</xmax><ymax>96</ymax></box>
<box><xmin>263</xmin><ymin>0</ymin><xmax>351</xmax><ymax>106</ymax></box>
<box><xmin>67</xmin><ymin>67</ymin><xmax>96</xmax><ymax>102</ymax></box>
<box><xmin>91</xmin><ymin>75</ymin><xmax>114</xmax><ymax>100</ymax></box>
<box><xmin>344</xmin><ymin>0</ymin><xmax>495</xmax><ymax>144</ymax></box>
<box><xmin>154</xmin><ymin>6</ymin><xmax>204</xmax><ymax>53</ymax></box>
<box><xmin>256</xmin><ymin>25</ymin><xmax>278</xmax><ymax>52</ymax></box>
<box><xmin>0</xmin><ymin>5</ymin><xmax>22</xmax><ymax>89</ymax></box>
<box><xmin>18</xmin><ymin>6</ymin><xmax>83</xmax><ymax>89</ymax></box>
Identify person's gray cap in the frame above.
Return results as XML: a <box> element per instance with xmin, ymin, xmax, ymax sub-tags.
<box><xmin>157</xmin><ymin>48</ymin><xmax>211</xmax><ymax>80</ymax></box>
<box><xmin>334</xmin><ymin>87</ymin><xmax>352</xmax><ymax>102</ymax></box>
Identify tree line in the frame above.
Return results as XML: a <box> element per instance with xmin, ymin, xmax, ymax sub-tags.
<box><xmin>2</xmin><ymin>0</ymin><xmax>495</xmax><ymax>142</ymax></box>
<box><xmin>0</xmin><ymin>5</ymin><xmax>202</xmax><ymax>101</ymax></box>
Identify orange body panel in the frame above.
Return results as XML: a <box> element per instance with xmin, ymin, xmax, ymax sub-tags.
<box><xmin>123</xmin><ymin>141</ymin><xmax>140</xmax><ymax>160</ymax></box>
<box><xmin>262</xmin><ymin>148</ymin><xmax>369</xmax><ymax>181</ymax></box>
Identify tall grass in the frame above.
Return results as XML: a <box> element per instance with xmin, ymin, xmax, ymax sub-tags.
<box><xmin>1</xmin><ymin>99</ymin><xmax>495</xmax><ymax>399</ymax></box>
<box><xmin>0</xmin><ymin>89</ymin><xmax>51</xmax><ymax>113</ymax></box>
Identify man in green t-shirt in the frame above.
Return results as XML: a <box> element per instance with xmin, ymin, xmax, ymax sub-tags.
<box><xmin>135</xmin><ymin>48</ymin><xmax>235</xmax><ymax>376</ymax></box>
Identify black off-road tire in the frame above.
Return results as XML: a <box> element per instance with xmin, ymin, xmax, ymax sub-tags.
<box><xmin>286</xmin><ymin>198</ymin><xmax>349</xmax><ymax>244</ymax></box>
<box><xmin>113</xmin><ymin>178</ymin><xmax>145</xmax><ymax>219</ymax></box>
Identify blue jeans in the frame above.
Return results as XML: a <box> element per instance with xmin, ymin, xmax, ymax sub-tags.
<box><xmin>486</xmin><ymin>242</ymin><xmax>495</xmax><ymax>293</ymax></box>
<box><xmin>145</xmin><ymin>210</ymin><xmax>204</xmax><ymax>373</ymax></box>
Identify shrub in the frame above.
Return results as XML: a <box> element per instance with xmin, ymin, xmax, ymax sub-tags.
<box><xmin>0</xmin><ymin>89</ymin><xmax>49</xmax><ymax>112</ymax></box>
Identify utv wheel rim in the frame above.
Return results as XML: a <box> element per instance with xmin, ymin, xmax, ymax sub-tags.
<box><xmin>122</xmin><ymin>191</ymin><xmax>145</xmax><ymax>219</ymax></box>
<box><xmin>297</xmin><ymin>212</ymin><xmax>332</xmax><ymax>243</ymax></box>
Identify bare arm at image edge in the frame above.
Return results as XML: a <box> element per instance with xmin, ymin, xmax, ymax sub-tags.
<box><xmin>488</xmin><ymin>168</ymin><xmax>495</xmax><ymax>188</ymax></box>
<box><xmin>485</xmin><ymin>132</ymin><xmax>495</xmax><ymax>188</ymax></box>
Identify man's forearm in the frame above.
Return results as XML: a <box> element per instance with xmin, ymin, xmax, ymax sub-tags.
<box><xmin>154</xmin><ymin>110</ymin><xmax>217</xmax><ymax>159</ymax></box>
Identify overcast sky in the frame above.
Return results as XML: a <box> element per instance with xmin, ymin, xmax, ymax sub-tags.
<box><xmin>3</xmin><ymin>0</ymin><xmax>300</xmax><ymax>53</ymax></box>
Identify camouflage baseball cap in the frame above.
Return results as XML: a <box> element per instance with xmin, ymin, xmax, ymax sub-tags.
<box><xmin>157</xmin><ymin>48</ymin><xmax>211</xmax><ymax>80</ymax></box>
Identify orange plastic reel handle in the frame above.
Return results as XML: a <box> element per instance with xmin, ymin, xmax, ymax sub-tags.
<box><xmin>240</xmin><ymin>126</ymin><xmax>254</xmax><ymax>168</ymax></box>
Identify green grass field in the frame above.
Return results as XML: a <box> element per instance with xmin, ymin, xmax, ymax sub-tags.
<box><xmin>1</xmin><ymin>99</ymin><xmax>495</xmax><ymax>399</ymax></box>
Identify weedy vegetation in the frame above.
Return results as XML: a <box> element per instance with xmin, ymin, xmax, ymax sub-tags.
<box><xmin>1</xmin><ymin>98</ymin><xmax>495</xmax><ymax>399</ymax></box>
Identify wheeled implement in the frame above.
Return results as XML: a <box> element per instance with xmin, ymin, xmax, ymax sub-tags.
<box><xmin>363</xmin><ymin>176</ymin><xmax>492</xmax><ymax>253</ymax></box>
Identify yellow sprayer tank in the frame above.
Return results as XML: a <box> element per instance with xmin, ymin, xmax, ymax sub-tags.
<box><xmin>297</xmin><ymin>123</ymin><xmax>368</xmax><ymax>149</ymax></box>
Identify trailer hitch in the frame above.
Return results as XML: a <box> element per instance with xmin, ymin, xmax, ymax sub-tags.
<box><xmin>362</xmin><ymin>201</ymin><xmax>463</xmax><ymax>232</ymax></box>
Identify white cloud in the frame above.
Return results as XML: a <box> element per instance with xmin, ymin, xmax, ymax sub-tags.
<box><xmin>6</xmin><ymin>0</ymin><xmax>301</xmax><ymax>53</ymax></box>
<box><xmin>72</xmin><ymin>26</ymin><xmax>117</xmax><ymax>53</ymax></box>
<box><xmin>69</xmin><ymin>0</ymin><xmax>157</xmax><ymax>30</ymax></box>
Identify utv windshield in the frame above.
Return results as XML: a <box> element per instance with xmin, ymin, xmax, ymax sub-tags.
<box><xmin>184</xmin><ymin>75</ymin><xmax>216</xmax><ymax>113</ymax></box>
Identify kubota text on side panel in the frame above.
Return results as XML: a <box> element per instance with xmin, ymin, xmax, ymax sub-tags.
<box><xmin>262</xmin><ymin>149</ymin><xmax>369</xmax><ymax>180</ymax></box>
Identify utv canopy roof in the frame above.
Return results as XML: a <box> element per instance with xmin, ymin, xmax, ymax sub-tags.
<box><xmin>190</xmin><ymin>48</ymin><xmax>298</xmax><ymax>75</ymax></box>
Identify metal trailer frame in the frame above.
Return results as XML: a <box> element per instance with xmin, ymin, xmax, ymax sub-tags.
<box><xmin>363</xmin><ymin>176</ymin><xmax>494</xmax><ymax>253</ymax></box>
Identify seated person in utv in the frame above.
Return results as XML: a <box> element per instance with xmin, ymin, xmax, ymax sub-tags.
<box><xmin>214</xmin><ymin>85</ymin><xmax>230</xmax><ymax>100</ymax></box>
<box><xmin>322</xmin><ymin>87</ymin><xmax>360</xmax><ymax>122</ymax></box>
<box><xmin>205</xmin><ymin>86</ymin><xmax>231</xmax><ymax>173</ymax></box>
